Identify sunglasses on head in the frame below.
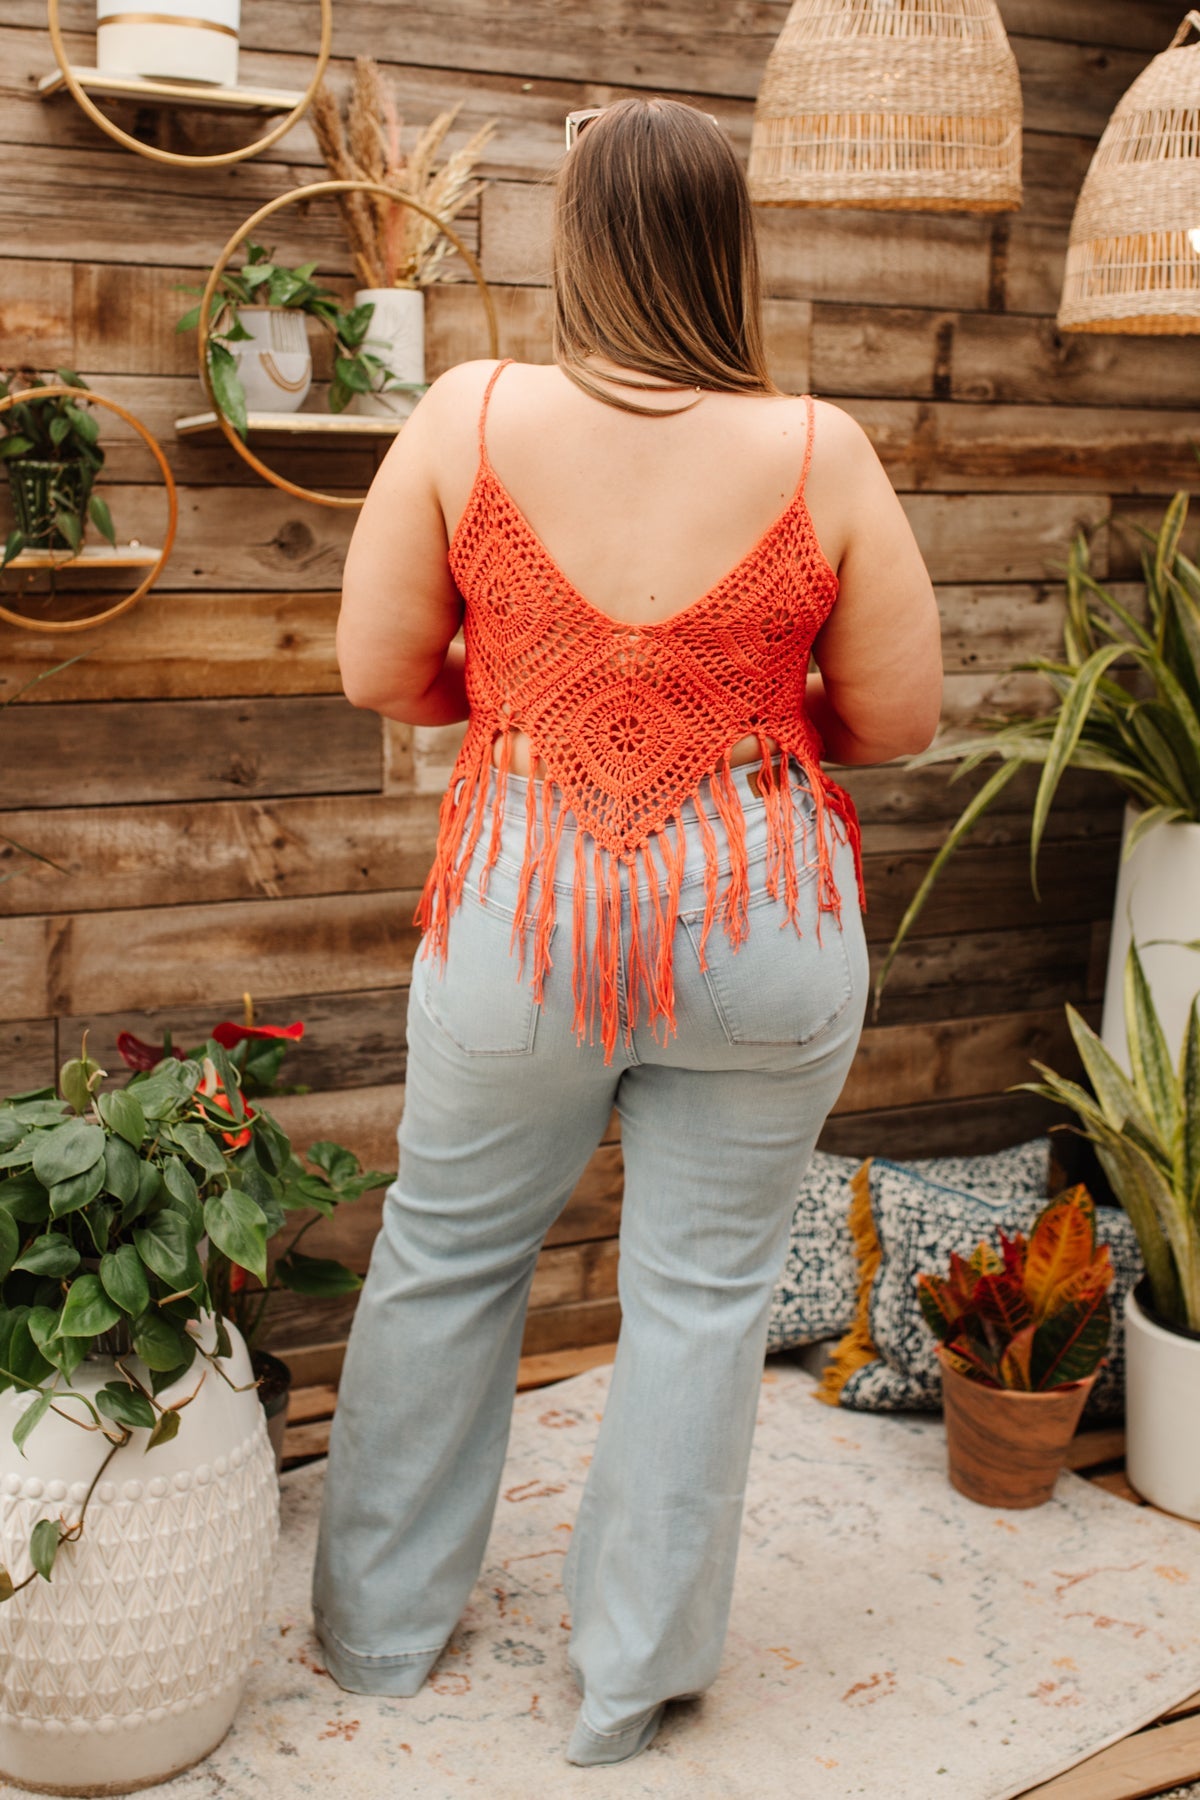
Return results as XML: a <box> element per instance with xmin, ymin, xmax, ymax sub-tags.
<box><xmin>564</xmin><ymin>106</ymin><xmax>721</xmax><ymax>149</ymax></box>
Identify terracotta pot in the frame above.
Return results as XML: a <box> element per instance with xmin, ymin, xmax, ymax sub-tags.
<box><xmin>937</xmin><ymin>1345</ymin><xmax>1099</xmax><ymax>1510</ymax></box>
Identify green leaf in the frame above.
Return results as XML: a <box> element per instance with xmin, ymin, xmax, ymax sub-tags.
<box><xmin>213</xmin><ymin>1315</ymin><xmax>233</xmax><ymax>1360</ymax></box>
<box><xmin>13</xmin><ymin>1234</ymin><xmax>80</xmax><ymax>1279</ymax></box>
<box><xmin>62</xmin><ymin>402</ymin><xmax>99</xmax><ymax>446</ymax></box>
<box><xmin>100</xmin><ymin>1134</ymin><xmax>140</xmax><ymax>1208</ymax></box>
<box><xmin>123</xmin><ymin>1158</ymin><xmax>162</xmax><ymax>1228</ymax></box>
<box><xmin>1181</xmin><ymin>998</ymin><xmax>1200</xmax><ymax>1242</ymax></box>
<box><xmin>1</xmin><ymin>529</ymin><xmax>24</xmax><ymax>570</ymax></box>
<box><xmin>48</xmin><ymin>1157</ymin><xmax>106</xmax><ymax>1218</ymax></box>
<box><xmin>0</xmin><ymin>1209</ymin><xmax>18</xmax><ymax>1279</ymax></box>
<box><xmin>98</xmin><ymin>1087</ymin><xmax>146</xmax><ymax>1149</ymax></box>
<box><xmin>203</xmin><ymin>1188</ymin><xmax>268</xmax><ymax>1285</ymax></box>
<box><xmin>162</xmin><ymin>1156</ymin><xmax>199</xmax><ymax>1214</ymax></box>
<box><xmin>31</xmin><ymin>1119</ymin><xmax>105</xmax><ymax>1188</ymax></box>
<box><xmin>1125</xmin><ymin>939</ymin><xmax>1180</xmax><ymax>1146</ymax></box>
<box><xmin>13</xmin><ymin>1390</ymin><xmax>52</xmax><ymax>1457</ymax></box>
<box><xmin>332</xmin><ymin>354</ymin><xmax>372</xmax><ymax>394</ymax></box>
<box><xmin>147</xmin><ymin>1408</ymin><xmax>181</xmax><ymax>1450</ymax></box>
<box><xmin>133</xmin><ymin>1211</ymin><xmax>198</xmax><ymax>1287</ymax></box>
<box><xmin>87</xmin><ymin>494</ymin><xmax>116</xmax><ymax>547</ymax></box>
<box><xmin>95</xmin><ymin>1381</ymin><xmax>156</xmax><ymax>1431</ymax></box>
<box><xmin>100</xmin><ymin>1245</ymin><xmax>150</xmax><ymax>1317</ymax></box>
<box><xmin>59</xmin><ymin>1048</ymin><xmax>106</xmax><ymax>1116</ymax></box>
<box><xmin>274</xmin><ymin>1252</ymin><xmax>362</xmax><ymax>1297</ymax></box>
<box><xmin>208</xmin><ymin>341</ymin><xmax>248</xmax><ymax>441</ymax></box>
<box><xmin>1029</xmin><ymin>642</ymin><xmax>1130</xmax><ymax>896</ymax></box>
<box><xmin>0</xmin><ymin>1568</ymin><xmax>14</xmax><ymax>1601</ymax></box>
<box><xmin>133</xmin><ymin>1312</ymin><xmax>193</xmax><ymax>1374</ymax></box>
<box><xmin>52</xmin><ymin>508</ymin><xmax>81</xmax><ymax>553</ymax></box>
<box><xmin>163</xmin><ymin>1120</ymin><xmax>226</xmax><ymax>1177</ymax></box>
<box><xmin>7</xmin><ymin>1311</ymin><xmax>55</xmax><ymax>1387</ymax></box>
<box><xmin>57</xmin><ymin>1273</ymin><xmax>122</xmax><ymax>1338</ymax></box>
<box><xmin>30</xmin><ymin>1517</ymin><xmax>62</xmax><ymax>1582</ymax></box>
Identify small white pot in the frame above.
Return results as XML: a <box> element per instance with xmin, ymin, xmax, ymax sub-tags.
<box><xmin>0</xmin><ymin>1317</ymin><xmax>278</xmax><ymax>1794</ymax></box>
<box><xmin>1100</xmin><ymin>805</ymin><xmax>1200</xmax><ymax>1071</ymax></box>
<box><xmin>1124</xmin><ymin>1284</ymin><xmax>1200</xmax><ymax>1522</ymax></box>
<box><xmin>230</xmin><ymin>307</ymin><xmax>312</xmax><ymax>416</ymax></box>
<box><xmin>347</xmin><ymin>286</ymin><xmax>425</xmax><ymax>420</ymax></box>
<box><xmin>96</xmin><ymin>0</ymin><xmax>239</xmax><ymax>86</ymax></box>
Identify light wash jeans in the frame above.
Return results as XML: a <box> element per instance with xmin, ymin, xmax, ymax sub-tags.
<box><xmin>311</xmin><ymin>758</ymin><xmax>869</xmax><ymax>1765</ymax></box>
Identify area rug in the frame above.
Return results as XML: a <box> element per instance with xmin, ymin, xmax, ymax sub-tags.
<box><xmin>38</xmin><ymin>1360</ymin><xmax>1200</xmax><ymax>1800</ymax></box>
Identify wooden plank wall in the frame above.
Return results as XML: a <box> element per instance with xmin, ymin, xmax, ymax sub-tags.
<box><xmin>3</xmin><ymin>0</ymin><xmax>1199</xmax><ymax>1384</ymax></box>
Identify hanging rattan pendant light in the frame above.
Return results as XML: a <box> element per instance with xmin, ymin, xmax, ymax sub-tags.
<box><xmin>1058</xmin><ymin>12</ymin><xmax>1200</xmax><ymax>334</ymax></box>
<box><xmin>748</xmin><ymin>0</ymin><xmax>1022</xmax><ymax>212</ymax></box>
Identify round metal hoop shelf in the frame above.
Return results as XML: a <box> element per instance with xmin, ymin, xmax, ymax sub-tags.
<box><xmin>0</xmin><ymin>386</ymin><xmax>178</xmax><ymax>635</ymax></box>
<box><xmin>197</xmin><ymin>179</ymin><xmax>501</xmax><ymax>508</ymax></box>
<box><xmin>46</xmin><ymin>0</ymin><xmax>332</xmax><ymax>168</ymax></box>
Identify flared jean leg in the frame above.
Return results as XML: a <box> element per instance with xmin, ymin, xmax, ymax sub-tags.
<box><xmin>563</xmin><ymin>1025</ymin><xmax>862</xmax><ymax>1762</ymax></box>
<box><xmin>311</xmin><ymin>972</ymin><xmax>620</xmax><ymax>1695</ymax></box>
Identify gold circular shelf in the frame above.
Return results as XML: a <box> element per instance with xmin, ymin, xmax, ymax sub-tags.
<box><xmin>46</xmin><ymin>0</ymin><xmax>332</xmax><ymax>168</ymax></box>
<box><xmin>197</xmin><ymin>179</ymin><xmax>501</xmax><ymax>508</ymax></box>
<box><xmin>0</xmin><ymin>385</ymin><xmax>178</xmax><ymax>635</ymax></box>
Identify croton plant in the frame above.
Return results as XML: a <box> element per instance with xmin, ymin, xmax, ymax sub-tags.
<box><xmin>916</xmin><ymin>1186</ymin><xmax>1114</xmax><ymax>1392</ymax></box>
<box><xmin>0</xmin><ymin>1012</ymin><xmax>390</xmax><ymax>1598</ymax></box>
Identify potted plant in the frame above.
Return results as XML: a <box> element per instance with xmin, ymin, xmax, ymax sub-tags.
<box><xmin>177</xmin><ymin>242</ymin><xmax>407</xmax><ymax>439</ymax></box>
<box><xmin>114</xmin><ymin>1008</ymin><xmax>391</xmax><ymax>1471</ymax></box>
<box><xmin>875</xmin><ymin>493</ymin><xmax>1200</xmax><ymax>1066</ymax></box>
<box><xmin>311</xmin><ymin>59</ymin><xmax>496</xmax><ymax>418</ymax></box>
<box><xmin>0</xmin><ymin>1035</ymin><xmax>282</xmax><ymax>1792</ymax></box>
<box><xmin>1018</xmin><ymin>939</ymin><xmax>1200</xmax><ymax>1521</ymax></box>
<box><xmin>1</xmin><ymin>370</ymin><xmax>116</xmax><ymax>570</ymax></box>
<box><xmin>96</xmin><ymin>0</ymin><xmax>239</xmax><ymax>86</ymax></box>
<box><xmin>917</xmin><ymin>1185</ymin><xmax>1114</xmax><ymax>1509</ymax></box>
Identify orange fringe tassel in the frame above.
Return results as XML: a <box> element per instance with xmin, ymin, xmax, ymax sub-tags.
<box><xmin>814</xmin><ymin>1159</ymin><xmax>884</xmax><ymax>1407</ymax></box>
<box><xmin>414</xmin><ymin>733</ymin><xmax>865</xmax><ymax>1068</ymax></box>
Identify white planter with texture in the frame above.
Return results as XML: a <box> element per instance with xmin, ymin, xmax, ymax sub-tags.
<box><xmin>231</xmin><ymin>307</ymin><xmax>312</xmax><ymax>415</ymax></box>
<box><xmin>1124</xmin><ymin>1284</ymin><xmax>1200</xmax><ymax>1522</ymax></box>
<box><xmin>96</xmin><ymin>0</ymin><xmax>240</xmax><ymax>87</ymax></box>
<box><xmin>347</xmin><ymin>286</ymin><xmax>425</xmax><ymax>420</ymax></box>
<box><xmin>1100</xmin><ymin>805</ymin><xmax>1200</xmax><ymax>1070</ymax></box>
<box><xmin>0</xmin><ymin>1318</ymin><xmax>278</xmax><ymax>1795</ymax></box>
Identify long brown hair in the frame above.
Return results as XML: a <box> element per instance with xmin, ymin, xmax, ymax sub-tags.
<box><xmin>552</xmin><ymin>98</ymin><xmax>779</xmax><ymax>416</ymax></box>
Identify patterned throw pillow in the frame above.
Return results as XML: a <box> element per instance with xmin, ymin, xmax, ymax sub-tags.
<box><xmin>815</xmin><ymin>1155</ymin><xmax>1144</xmax><ymax>1424</ymax></box>
<box><xmin>766</xmin><ymin>1138</ymin><xmax>1051</xmax><ymax>1354</ymax></box>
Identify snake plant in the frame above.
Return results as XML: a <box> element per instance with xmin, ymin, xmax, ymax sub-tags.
<box><xmin>876</xmin><ymin>491</ymin><xmax>1200</xmax><ymax>1005</ymax></box>
<box><xmin>1016</xmin><ymin>939</ymin><xmax>1200</xmax><ymax>1334</ymax></box>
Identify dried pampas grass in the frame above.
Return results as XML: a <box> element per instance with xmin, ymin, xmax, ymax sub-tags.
<box><xmin>311</xmin><ymin>58</ymin><xmax>495</xmax><ymax>288</ymax></box>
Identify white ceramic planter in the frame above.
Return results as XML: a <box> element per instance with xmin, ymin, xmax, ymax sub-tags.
<box><xmin>1100</xmin><ymin>805</ymin><xmax>1200</xmax><ymax>1071</ymax></box>
<box><xmin>231</xmin><ymin>307</ymin><xmax>312</xmax><ymax>415</ymax></box>
<box><xmin>0</xmin><ymin>1317</ymin><xmax>279</xmax><ymax>1795</ymax></box>
<box><xmin>1124</xmin><ymin>1284</ymin><xmax>1200</xmax><ymax>1522</ymax></box>
<box><xmin>347</xmin><ymin>286</ymin><xmax>425</xmax><ymax>420</ymax></box>
<box><xmin>96</xmin><ymin>0</ymin><xmax>240</xmax><ymax>86</ymax></box>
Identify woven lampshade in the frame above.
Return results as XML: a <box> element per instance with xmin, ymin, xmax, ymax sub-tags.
<box><xmin>748</xmin><ymin>0</ymin><xmax>1022</xmax><ymax>211</ymax></box>
<box><xmin>1058</xmin><ymin>12</ymin><xmax>1200</xmax><ymax>335</ymax></box>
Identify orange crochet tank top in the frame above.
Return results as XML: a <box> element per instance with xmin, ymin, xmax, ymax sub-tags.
<box><xmin>415</xmin><ymin>360</ymin><xmax>865</xmax><ymax>1063</ymax></box>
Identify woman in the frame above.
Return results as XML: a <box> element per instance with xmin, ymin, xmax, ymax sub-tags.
<box><xmin>312</xmin><ymin>97</ymin><xmax>941</xmax><ymax>1766</ymax></box>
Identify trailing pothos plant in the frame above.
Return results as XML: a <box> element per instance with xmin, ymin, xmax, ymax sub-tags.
<box><xmin>0</xmin><ymin>371</ymin><xmax>117</xmax><ymax>570</ymax></box>
<box><xmin>1017</xmin><ymin>938</ymin><xmax>1200</xmax><ymax>1335</ymax></box>
<box><xmin>917</xmin><ymin>1185</ymin><xmax>1114</xmax><ymax>1392</ymax></box>
<box><xmin>876</xmin><ymin>491</ymin><xmax>1200</xmax><ymax>1005</ymax></box>
<box><xmin>0</xmin><ymin>1030</ymin><xmax>389</xmax><ymax>1599</ymax></box>
<box><xmin>177</xmin><ymin>242</ymin><xmax>417</xmax><ymax>439</ymax></box>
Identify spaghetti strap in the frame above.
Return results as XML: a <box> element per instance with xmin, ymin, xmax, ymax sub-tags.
<box><xmin>800</xmin><ymin>392</ymin><xmax>817</xmax><ymax>488</ymax></box>
<box><xmin>478</xmin><ymin>358</ymin><xmax>514</xmax><ymax>457</ymax></box>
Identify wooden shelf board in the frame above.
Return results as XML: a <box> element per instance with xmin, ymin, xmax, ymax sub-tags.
<box><xmin>174</xmin><ymin>410</ymin><xmax>406</xmax><ymax>439</ymax></box>
<box><xmin>37</xmin><ymin>67</ymin><xmax>302</xmax><ymax>112</ymax></box>
<box><xmin>5</xmin><ymin>544</ymin><xmax>160</xmax><ymax>570</ymax></box>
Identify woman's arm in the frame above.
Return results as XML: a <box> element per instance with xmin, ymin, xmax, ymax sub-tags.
<box><xmin>336</xmin><ymin>364</ymin><xmax>492</xmax><ymax>725</ymax></box>
<box><xmin>805</xmin><ymin>402</ymin><xmax>943</xmax><ymax>765</ymax></box>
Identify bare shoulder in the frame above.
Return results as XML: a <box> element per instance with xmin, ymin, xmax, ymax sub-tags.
<box><xmin>808</xmin><ymin>396</ymin><xmax>878</xmax><ymax>469</ymax></box>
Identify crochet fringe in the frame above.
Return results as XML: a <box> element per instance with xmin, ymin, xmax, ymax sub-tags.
<box><xmin>415</xmin><ymin>732</ymin><xmax>865</xmax><ymax>1068</ymax></box>
<box><xmin>814</xmin><ymin>1158</ymin><xmax>882</xmax><ymax>1407</ymax></box>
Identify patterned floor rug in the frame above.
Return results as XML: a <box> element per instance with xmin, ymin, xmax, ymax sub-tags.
<box><xmin>31</xmin><ymin>1359</ymin><xmax>1200</xmax><ymax>1800</ymax></box>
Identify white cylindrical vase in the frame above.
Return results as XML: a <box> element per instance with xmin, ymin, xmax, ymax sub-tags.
<box><xmin>1100</xmin><ymin>805</ymin><xmax>1200</xmax><ymax>1070</ymax></box>
<box><xmin>96</xmin><ymin>0</ymin><xmax>240</xmax><ymax>86</ymax></box>
<box><xmin>347</xmin><ymin>287</ymin><xmax>425</xmax><ymax>420</ymax></box>
<box><xmin>1124</xmin><ymin>1284</ymin><xmax>1200</xmax><ymax>1522</ymax></box>
<box><xmin>231</xmin><ymin>307</ymin><xmax>312</xmax><ymax>415</ymax></box>
<box><xmin>0</xmin><ymin>1317</ymin><xmax>279</xmax><ymax>1795</ymax></box>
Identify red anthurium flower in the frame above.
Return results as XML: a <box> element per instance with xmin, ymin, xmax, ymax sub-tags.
<box><xmin>211</xmin><ymin>1021</ymin><xmax>305</xmax><ymax>1049</ymax></box>
<box><xmin>229</xmin><ymin>1264</ymin><xmax>248</xmax><ymax>1293</ymax></box>
<box><xmin>116</xmin><ymin>1030</ymin><xmax>185</xmax><ymax>1071</ymax></box>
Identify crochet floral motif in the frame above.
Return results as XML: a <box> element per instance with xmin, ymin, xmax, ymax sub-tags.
<box><xmin>415</xmin><ymin>361</ymin><xmax>865</xmax><ymax>1064</ymax></box>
